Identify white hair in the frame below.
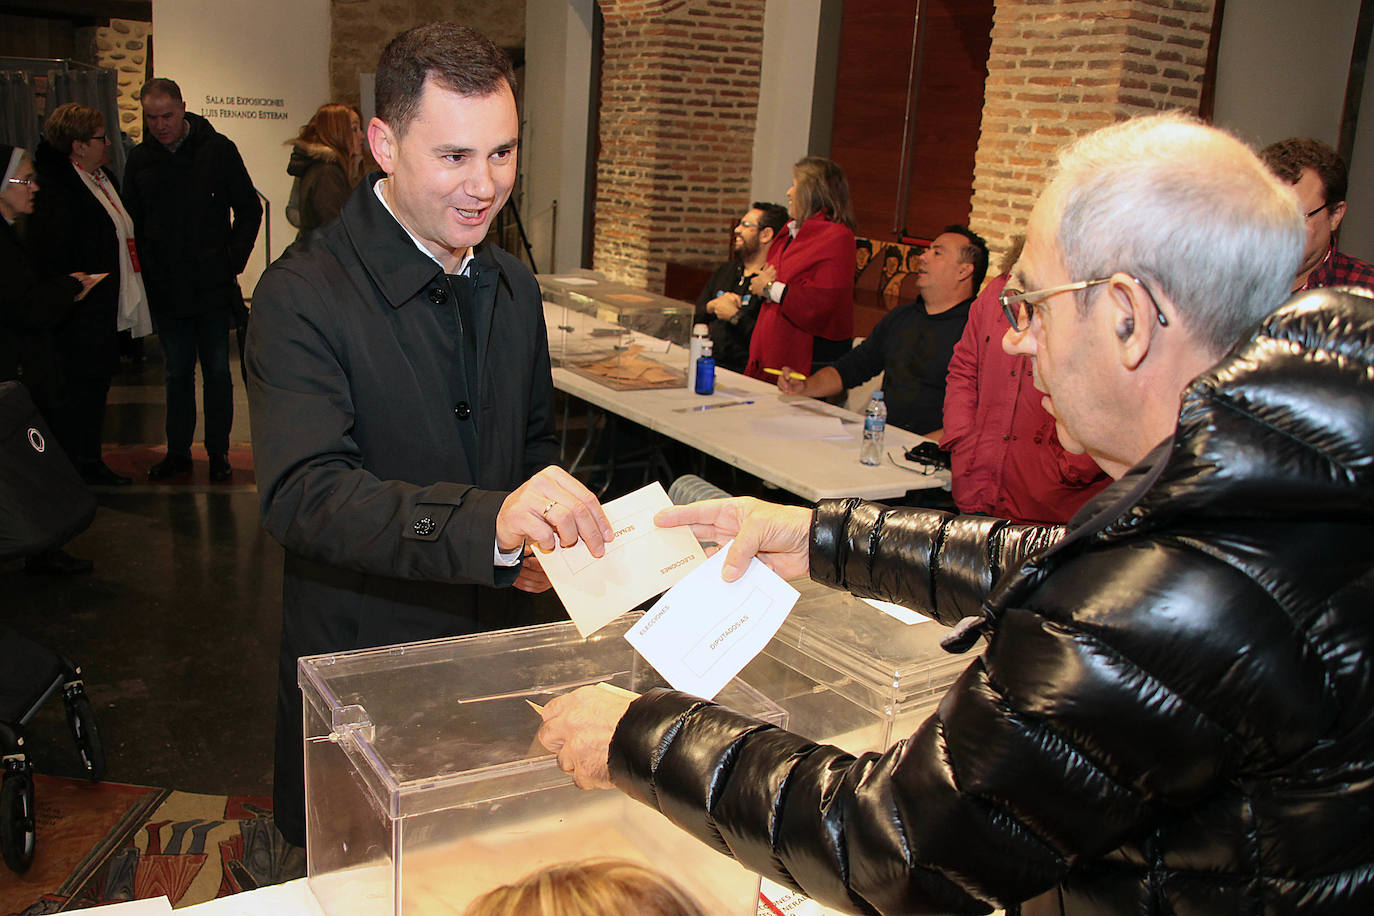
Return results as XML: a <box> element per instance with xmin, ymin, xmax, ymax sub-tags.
<box><xmin>1048</xmin><ymin>112</ymin><xmax>1304</xmax><ymax>355</ymax></box>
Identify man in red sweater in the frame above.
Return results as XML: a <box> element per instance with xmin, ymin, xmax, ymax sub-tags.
<box><xmin>941</xmin><ymin>270</ymin><xmax>1110</xmax><ymax>523</ymax></box>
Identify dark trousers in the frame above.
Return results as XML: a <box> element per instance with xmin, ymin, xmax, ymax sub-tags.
<box><xmin>158</xmin><ymin>310</ymin><xmax>233</xmax><ymax>457</ymax></box>
<box><xmin>51</xmin><ymin>307</ymin><xmax>119</xmax><ymax>466</ymax></box>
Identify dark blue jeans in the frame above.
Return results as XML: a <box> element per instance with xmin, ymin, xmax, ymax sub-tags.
<box><xmin>158</xmin><ymin>309</ymin><xmax>233</xmax><ymax>457</ymax></box>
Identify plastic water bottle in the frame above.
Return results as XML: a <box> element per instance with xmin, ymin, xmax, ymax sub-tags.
<box><xmin>860</xmin><ymin>390</ymin><xmax>886</xmax><ymax>465</ymax></box>
<box><xmin>687</xmin><ymin>323</ymin><xmax>709</xmax><ymax>388</ymax></box>
<box><xmin>694</xmin><ymin>339</ymin><xmax>716</xmax><ymax>395</ymax></box>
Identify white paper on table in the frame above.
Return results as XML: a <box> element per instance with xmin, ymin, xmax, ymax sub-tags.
<box><xmin>63</xmin><ymin>899</ymin><xmax>174</xmax><ymax>915</ymax></box>
<box><xmin>626</xmin><ymin>539</ymin><xmax>798</xmax><ymax>699</ymax></box>
<box><xmin>539</xmin><ymin>482</ymin><xmax>707</xmax><ymax>638</ymax></box>
<box><xmin>861</xmin><ymin>597</ymin><xmax>932</xmax><ymax>625</ymax></box>
<box><xmin>549</xmin><ymin>275</ymin><xmax>598</xmax><ymax>285</ymax></box>
<box><xmin>752</xmin><ymin>414</ymin><xmax>853</xmax><ymax>440</ymax></box>
<box><xmin>178</xmin><ymin>878</ymin><xmax>326</xmax><ymax>915</ymax></box>
<box><xmin>759</xmin><ymin>878</ymin><xmax>843</xmax><ymax>915</ymax></box>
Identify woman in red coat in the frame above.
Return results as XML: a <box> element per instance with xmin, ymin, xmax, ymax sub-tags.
<box><xmin>744</xmin><ymin>156</ymin><xmax>855</xmax><ymax>380</ymax></box>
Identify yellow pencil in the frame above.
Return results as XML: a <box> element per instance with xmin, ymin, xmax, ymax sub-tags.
<box><xmin>763</xmin><ymin>368</ymin><xmax>807</xmax><ymax>380</ymax></box>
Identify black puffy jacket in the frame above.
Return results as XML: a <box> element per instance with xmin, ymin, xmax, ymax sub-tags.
<box><xmin>609</xmin><ymin>288</ymin><xmax>1374</xmax><ymax>915</ymax></box>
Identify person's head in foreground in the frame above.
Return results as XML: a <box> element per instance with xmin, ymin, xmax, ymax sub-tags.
<box><xmin>460</xmin><ymin>858</ymin><xmax>707</xmax><ymax>916</ymax></box>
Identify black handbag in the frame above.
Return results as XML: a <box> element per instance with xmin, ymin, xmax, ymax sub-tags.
<box><xmin>0</xmin><ymin>380</ymin><xmax>96</xmax><ymax>560</ymax></box>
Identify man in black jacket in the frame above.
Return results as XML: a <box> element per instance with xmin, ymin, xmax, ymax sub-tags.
<box><xmin>539</xmin><ymin>115</ymin><xmax>1374</xmax><ymax>914</ymax></box>
<box><xmin>247</xmin><ymin>22</ymin><xmax>614</xmax><ymax>849</ymax></box>
<box><xmin>693</xmin><ymin>201</ymin><xmax>788</xmax><ymax>373</ymax></box>
<box><xmin>123</xmin><ymin>78</ymin><xmax>261</xmax><ymax>482</ymax></box>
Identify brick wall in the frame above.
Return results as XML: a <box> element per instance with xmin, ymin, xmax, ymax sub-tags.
<box><xmin>594</xmin><ymin>0</ymin><xmax>765</xmax><ymax>292</ymax></box>
<box><xmin>329</xmin><ymin>0</ymin><xmax>525</xmax><ymax>110</ymax></box>
<box><xmin>969</xmin><ymin>0</ymin><xmax>1217</xmax><ymax>269</ymax></box>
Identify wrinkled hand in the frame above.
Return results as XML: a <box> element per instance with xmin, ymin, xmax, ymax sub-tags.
<box><xmin>775</xmin><ymin>365</ymin><xmax>807</xmax><ymax>395</ymax></box>
<box><xmin>749</xmin><ymin>264</ymin><xmax>778</xmax><ymax>298</ymax></box>
<box><xmin>655</xmin><ymin>496</ymin><xmax>811</xmax><ymax>582</ymax></box>
<box><xmin>536</xmin><ymin>684</ymin><xmax>636</xmax><ymax>790</ymax></box>
<box><xmin>497</xmin><ymin>465</ymin><xmax>614</xmax><ymax>556</ymax></box>
<box><xmin>707</xmin><ymin>292</ymin><xmax>741</xmax><ymax>321</ymax></box>
<box><xmin>512</xmin><ymin>550</ymin><xmax>551</xmax><ymax>593</ymax></box>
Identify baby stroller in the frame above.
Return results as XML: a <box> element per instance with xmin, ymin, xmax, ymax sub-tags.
<box><xmin>0</xmin><ymin>628</ymin><xmax>106</xmax><ymax>872</ymax></box>
<box><xmin>0</xmin><ymin>380</ymin><xmax>104</xmax><ymax>873</ymax></box>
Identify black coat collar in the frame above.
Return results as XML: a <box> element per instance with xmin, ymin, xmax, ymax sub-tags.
<box><xmin>340</xmin><ymin>172</ymin><xmax>504</xmax><ymax>311</ymax></box>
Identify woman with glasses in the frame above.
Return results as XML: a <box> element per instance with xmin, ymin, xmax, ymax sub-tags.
<box><xmin>27</xmin><ymin>103</ymin><xmax>150</xmax><ymax>488</ymax></box>
<box><xmin>1</xmin><ymin>142</ymin><xmax>101</xmax><ymax>574</ymax></box>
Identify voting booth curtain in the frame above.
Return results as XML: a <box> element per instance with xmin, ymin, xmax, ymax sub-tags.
<box><xmin>0</xmin><ymin>62</ymin><xmax>124</xmax><ymax>181</ymax></box>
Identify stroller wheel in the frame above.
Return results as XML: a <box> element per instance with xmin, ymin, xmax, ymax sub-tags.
<box><xmin>1</xmin><ymin>772</ymin><xmax>36</xmax><ymax>874</ymax></box>
<box><xmin>64</xmin><ymin>692</ymin><xmax>106</xmax><ymax>782</ymax></box>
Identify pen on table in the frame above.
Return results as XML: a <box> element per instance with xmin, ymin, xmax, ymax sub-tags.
<box><xmin>763</xmin><ymin>368</ymin><xmax>807</xmax><ymax>380</ymax></box>
<box><xmin>691</xmin><ymin>399</ymin><xmax>754</xmax><ymax>412</ymax></box>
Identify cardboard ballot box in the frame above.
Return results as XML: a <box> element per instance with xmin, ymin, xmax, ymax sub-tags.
<box><xmin>739</xmin><ymin>579</ymin><xmax>969</xmax><ymax>756</ymax></box>
<box><xmin>299</xmin><ymin>615</ymin><xmax>785</xmax><ymax>916</ymax></box>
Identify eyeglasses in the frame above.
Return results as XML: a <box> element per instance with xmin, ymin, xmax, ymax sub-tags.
<box><xmin>1305</xmin><ymin>202</ymin><xmax>1329</xmax><ymax>220</ymax></box>
<box><xmin>736</xmin><ymin>220</ymin><xmax>759</xmax><ymax>229</ymax></box>
<box><xmin>5</xmin><ymin>177</ymin><xmax>34</xmax><ymax>187</ymax></box>
<box><xmin>999</xmin><ymin>274</ymin><xmax>1169</xmax><ymax>332</ymax></box>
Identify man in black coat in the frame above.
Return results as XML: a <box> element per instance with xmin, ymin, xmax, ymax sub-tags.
<box><xmin>246</xmin><ymin>22</ymin><xmax>614</xmax><ymax>849</ymax></box>
<box><xmin>122</xmin><ymin>78</ymin><xmax>261</xmax><ymax>483</ymax></box>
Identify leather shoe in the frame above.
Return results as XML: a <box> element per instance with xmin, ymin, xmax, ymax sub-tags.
<box><xmin>209</xmin><ymin>454</ymin><xmax>233</xmax><ymax>483</ymax></box>
<box><xmin>81</xmin><ymin>460</ymin><xmax>132</xmax><ymax>486</ymax></box>
<box><xmin>148</xmin><ymin>453</ymin><xmax>194</xmax><ymax>481</ymax></box>
<box><xmin>25</xmin><ymin>548</ymin><xmax>94</xmax><ymax>575</ymax></box>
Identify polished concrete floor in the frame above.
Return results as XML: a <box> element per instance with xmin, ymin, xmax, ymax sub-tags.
<box><xmin>1</xmin><ymin>343</ymin><xmax>792</xmax><ymax>801</ymax></box>
<box><xmin>1</xmin><ymin>353</ymin><xmax>281</xmax><ymax>797</ymax></box>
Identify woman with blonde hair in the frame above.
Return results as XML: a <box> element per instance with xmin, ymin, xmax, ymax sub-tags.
<box><xmin>745</xmin><ymin>155</ymin><xmax>856</xmax><ymax>380</ymax></box>
<box><xmin>28</xmin><ymin>102</ymin><xmax>150</xmax><ymax>488</ymax></box>
<box><xmin>461</xmin><ymin>858</ymin><xmax>707</xmax><ymax>916</ymax></box>
<box><xmin>285</xmin><ymin>103</ymin><xmax>363</xmax><ymax>238</ymax></box>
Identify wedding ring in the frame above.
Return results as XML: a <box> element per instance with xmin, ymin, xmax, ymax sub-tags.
<box><xmin>541</xmin><ymin>500</ymin><xmax>558</xmax><ymax>518</ymax></box>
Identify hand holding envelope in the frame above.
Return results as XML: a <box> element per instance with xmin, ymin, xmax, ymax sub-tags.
<box><xmin>536</xmin><ymin>482</ymin><xmax>707</xmax><ymax>637</ymax></box>
<box><xmin>653</xmin><ymin>496</ymin><xmax>813</xmax><ymax>582</ymax></box>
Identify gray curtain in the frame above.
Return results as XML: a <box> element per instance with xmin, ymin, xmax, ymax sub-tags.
<box><xmin>0</xmin><ymin>70</ymin><xmax>40</xmax><ymax>153</ymax></box>
<box><xmin>48</xmin><ymin>66</ymin><xmax>125</xmax><ymax>182</ymax></box>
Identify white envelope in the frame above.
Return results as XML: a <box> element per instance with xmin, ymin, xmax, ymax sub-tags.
<box><xmin>539</xmin><ymin>482</ymin><xmax>707</xmax><ymax>637</ymax></box>
<box><xmin>625</xmin><ymin>539</ymin><xmax>798</xmax><ymax>700</ymax></box>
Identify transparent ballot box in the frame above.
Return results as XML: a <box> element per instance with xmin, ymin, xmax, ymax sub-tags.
<box><xmin>739</xmin><ymin>579</ymin><xmax>969</xmax><ymax>756</ymax></box>
<box><xmin>299</xmin><ymin>615</ymin><xmax>785</xmax><ymax>915</ymax></box>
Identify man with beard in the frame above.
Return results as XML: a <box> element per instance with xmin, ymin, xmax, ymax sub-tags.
<box><xmin>692</xmin><ymin>202</ymin><xmax>788</xmax><ymax>373</ymax></box>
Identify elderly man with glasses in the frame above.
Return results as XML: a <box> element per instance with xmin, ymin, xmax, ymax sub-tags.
<box><xmin>537</xmin><ymin>113</ymin><xmax>1374</xmax><ymax>915</ymax></box>
<box><xmin>1261</xmin><ymin>136</ymin><xmax>1374</xmax><ymax>294</ymax></box>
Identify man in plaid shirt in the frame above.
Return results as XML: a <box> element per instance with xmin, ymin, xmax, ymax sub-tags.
<box><xmin>1261</xmin><ymin>136</ymin><xmax>1374</xmax><ymax>293</ymax></box>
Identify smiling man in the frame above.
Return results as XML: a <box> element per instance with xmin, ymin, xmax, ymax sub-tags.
<box><xmin>246</xmin><ymin>22</ymin><xmax>612</xmax><ymax>849</ymax></box>
<box><xmin>538</xmin><ymin>114</ymin><xmax>1374</xmax><ymax>914</ymax></box>
<box><xmin>774</xmin><ymin>225</ymin><xmax>987</xmax><ymax>437</ymax></box>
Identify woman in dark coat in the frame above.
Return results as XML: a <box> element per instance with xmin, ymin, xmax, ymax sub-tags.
<box><xmin>1</xmin><ymin>144</ymin><xmax>98</xmax><ymax>573</ymax></box>
<box><xmin>285</xmin><ymin>103</ymin><xmax>362</xmax><ymax>239</ymax></box>
<box><xmin>28</xmin><ymin>103</ymin><xmax>151</xmax><ymax>486</ymax></box>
